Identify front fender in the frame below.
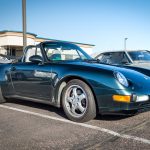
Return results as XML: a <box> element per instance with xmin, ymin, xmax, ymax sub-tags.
<box><xmin>52</xmin><ymin>66</ymin><xmax>119</xmax><ymax>107</ymax></box>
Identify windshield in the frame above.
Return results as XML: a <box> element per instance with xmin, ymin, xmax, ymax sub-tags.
<box><xmin>128</xmin><ymin>50</ymin><xmax>150</xmax><ymax>62</ymax></box>
<box><xmin>42</xmin><ymin>42</ymin><xmax>92</xmax><ymax>61</ymax></box>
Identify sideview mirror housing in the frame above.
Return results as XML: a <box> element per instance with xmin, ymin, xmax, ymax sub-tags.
<box><xmin>29</xmin><ymin>55</ymin><xmax>43</xmax><ymax>63</ymax></box>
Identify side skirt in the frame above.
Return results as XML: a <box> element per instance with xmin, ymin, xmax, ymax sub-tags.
<box><xmin>5</xmin><ymin>95</ymin><xmax>60</xmax><ymax>108</ymax></box>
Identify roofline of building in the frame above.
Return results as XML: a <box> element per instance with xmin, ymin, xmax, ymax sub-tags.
<box><xmin>0</xmin><ymin>30</ymin><xmax>95</xmax><ymax>46</ymax></box>
<box><xmin>0</xmin><ymin>30</ymin><xmax>37</xmax><ymax>37</ymax></box>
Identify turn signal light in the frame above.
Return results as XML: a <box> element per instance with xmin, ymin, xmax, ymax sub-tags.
<box><xmin>113</xmin><ymin>95</ymin><xmax>131</xmax><ymax>103</ymax></box>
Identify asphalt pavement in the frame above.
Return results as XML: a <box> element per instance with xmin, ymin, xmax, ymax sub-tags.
<box><xmin>0</xmin><ymin>99</ymin><xmax>150</xmax><ymax>150</ymax></box>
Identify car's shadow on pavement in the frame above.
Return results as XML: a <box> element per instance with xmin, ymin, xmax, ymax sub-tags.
<box><xmin>6</xmin><ymin>99</ymin><xmax>132</xmax><ymax>122</ymax></box>
<box><xmin>6</xmin><ymin>99</ymin><xmax>67</xmax><ymax>119</ymax></box>
<box><xmin>95</xmin><ymin>114</ymin><xmax>132</xmax><ymax>121</ymax></box>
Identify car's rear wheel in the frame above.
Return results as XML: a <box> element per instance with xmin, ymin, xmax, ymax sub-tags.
<box><xmin>0</xmin><ymin>87</ymin><xmax>6</xmax><ymax>103</ymax></box>
<box><xmin>62</xmin><ymin>79</ymin><xmax>96</xmax><ymax>122</ymax></box>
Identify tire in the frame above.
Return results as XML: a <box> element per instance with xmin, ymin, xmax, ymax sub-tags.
<box><xmin>0</xmin><ymin>87</ymin><xmax>6</xmax><ymax>103</ymax></box>
<box><xmin>62</xmin><ymin>79</ymin><xmax>96</xmax><ymax>122</ymax></box>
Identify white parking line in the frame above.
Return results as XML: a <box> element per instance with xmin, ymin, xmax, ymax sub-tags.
<box><xmin>0</xmin><ymin>104</ymin><xmax>150</xmax><ymax>145</ymax></box>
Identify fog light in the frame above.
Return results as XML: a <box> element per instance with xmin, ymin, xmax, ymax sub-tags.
<box><xmin>136</xmin><ymin>95</ymin><xmax>149</xmax><ymax>102</ymax></box>
<box><xmin>113</xmin><ymin>95</ymin><xmax>131</xmax><ymax>103</ymax></box>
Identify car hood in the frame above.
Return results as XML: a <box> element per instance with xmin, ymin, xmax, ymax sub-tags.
<box><xmin>63</xmin><ymin>61</ymin><xmax>127</xmax><ymax>72</ymax></box>
<box><xmin>125</xmin><ymin>62</ymin><xmax>150</xmax><ymax>70</ymax></box>
<box><xmin>62</xmin><ymin>61</ymin><xmax>148</xmax><ymax>77</ymax></box>
<box><xmin>123</xmin><ymin>62</ymin><xmax>150</xmax><ymax>76</ymax></box>
<box><xmin>64</xmin><ymin>61</ymin><xmax>150</xmax><ymax>92</ymax></box>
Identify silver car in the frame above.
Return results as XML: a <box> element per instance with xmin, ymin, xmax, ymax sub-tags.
<box><xmin>95</xmin><ymin>50</ymin><xmax>150</xmax><ymax>76</ymax></box>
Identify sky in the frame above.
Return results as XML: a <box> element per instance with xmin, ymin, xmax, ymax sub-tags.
<box><xmin>0</xmin><ymin>0</ymin><xmax>150</xmax><ymax>53</ymax></box>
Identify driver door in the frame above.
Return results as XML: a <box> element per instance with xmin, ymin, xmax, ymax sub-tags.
<box><xmin>10</xmin><ymin>45</ymin><xmax>53</xmax><ymax>101</ymax></box>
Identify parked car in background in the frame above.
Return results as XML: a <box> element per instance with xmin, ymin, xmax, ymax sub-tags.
<box><xmin>95</xmin><ymin>50</ymin><xmax>150</xmax><ymax>76</ymax></box>
<box><xmin>0</xmin><ymin>43</ymin><xmax>150</xmax><ymax>122</ymax></box>
<box><xmin>0</xmin><ymin>54</ymin><xmax>15</xmax><ymax>64</ymax></box>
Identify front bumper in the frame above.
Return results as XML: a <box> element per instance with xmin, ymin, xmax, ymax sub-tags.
<box><xmin>97</xmin><ymin>94</ymin><xmax>150</xmax><ymax>115</ymax></box>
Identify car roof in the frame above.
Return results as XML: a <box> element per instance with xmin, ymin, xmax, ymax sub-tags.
<box><xmin>100</xmin><ymin>49</ymin><xmax>149</xmax><ymax>53</ymax></box>
<box><xmin>92</xmin><ymin>49</ymin><xmax>150</xmax><ymax>57</ymax></box>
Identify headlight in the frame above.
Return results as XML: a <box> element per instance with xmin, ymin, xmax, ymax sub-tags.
<box><xmin>114</xmin><ymin>72</ymin><xmax>129</xmax><ymax>87</ymax></box>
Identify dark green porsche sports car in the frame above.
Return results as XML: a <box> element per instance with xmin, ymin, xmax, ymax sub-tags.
<box><xmin>0</xmin><ymin>41</ymin><xmax>150</xmax><ymax>122</ymax></box>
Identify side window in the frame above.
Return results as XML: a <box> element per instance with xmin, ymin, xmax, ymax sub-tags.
<box><xmin>98</xmin><ymin>53</ymin><xmax>112</xmax><ymax>64</ymax></box>
<box><xmin>98</xmin><ymin>52</ymin><xmax>129</xmax><ymax>64</ymax></box>
<box><xmin>107</xmin><ymin>52</ymin><xmax>129</xmax><ymax>64</ymax></box>
<box><xmin>23</xmin><ymin>46</ymin><xmax>42</xmax><ymax>62</ymax></box>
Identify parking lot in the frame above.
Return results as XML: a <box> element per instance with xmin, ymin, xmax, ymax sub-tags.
<box><xmin>0</xmin><ymin>99</ymin><xmax>150</xmax><ymax>150</ymax></box>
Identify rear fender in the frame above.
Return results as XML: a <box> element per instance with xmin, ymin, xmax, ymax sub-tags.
<box><xmin>0</xmin><ymin>64</ymin><xmax>14</xmax><ymax>97</ymax></box>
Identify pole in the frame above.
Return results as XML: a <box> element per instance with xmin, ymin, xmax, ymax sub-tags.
<box><xmin>22</xmin><ymin>0</ymin><xmax>27</xmax><ymax>50</ymax></box>
<box><xmin>124</xmin><ymin>37</ymin><xmax>132</xmax><ymax>62</ymax></box>
<box><xmin>124</xmin><ymin>38</ymin><xmax>128</xmax><ymax>51</ymax></box>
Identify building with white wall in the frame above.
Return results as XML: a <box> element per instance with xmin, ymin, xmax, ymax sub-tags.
<box><xmin>0</xmin><ymin>30</ymin><xmax>95</xmax><ymax>57</ymax></box>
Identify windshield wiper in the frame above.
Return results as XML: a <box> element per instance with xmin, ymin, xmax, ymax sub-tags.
<box><xmin>83</xmin><ymin>59</ymin><xmax>99</xmax><ymax>63</ymax></box>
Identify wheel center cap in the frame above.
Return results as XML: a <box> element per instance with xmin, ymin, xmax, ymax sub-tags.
<box><xmin>73</xmin><ymin>98</ymin><xmax>78</xmax><ymax>105</ymax></box>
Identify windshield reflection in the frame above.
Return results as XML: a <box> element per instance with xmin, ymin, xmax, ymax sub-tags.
<box><xmin>128</xmin><ymin>50</ymin><xmax>150</xmax><ymax>62</ymax></box>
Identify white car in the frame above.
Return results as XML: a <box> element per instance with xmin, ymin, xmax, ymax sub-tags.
<box><xmin>95</xmin><ymin>50</ymin><xmax>150</xmax><ymax>76</ymax></box>
<box><xmin>0</xmin><ymin>54</ymin><xmax>15</xmax><ymax>64</ymax></box>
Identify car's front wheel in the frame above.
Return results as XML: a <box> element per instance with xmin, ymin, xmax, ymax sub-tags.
<box><xmin>62</xmin><ymin>79</ymin><xmax>96</xmax><ymax>122</ymax></box>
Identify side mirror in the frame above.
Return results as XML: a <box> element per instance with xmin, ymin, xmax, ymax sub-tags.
<box><xmin>29</xmin><ymin>55</ymin><xmax>43</xmax><ymax>63</ymax></box>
